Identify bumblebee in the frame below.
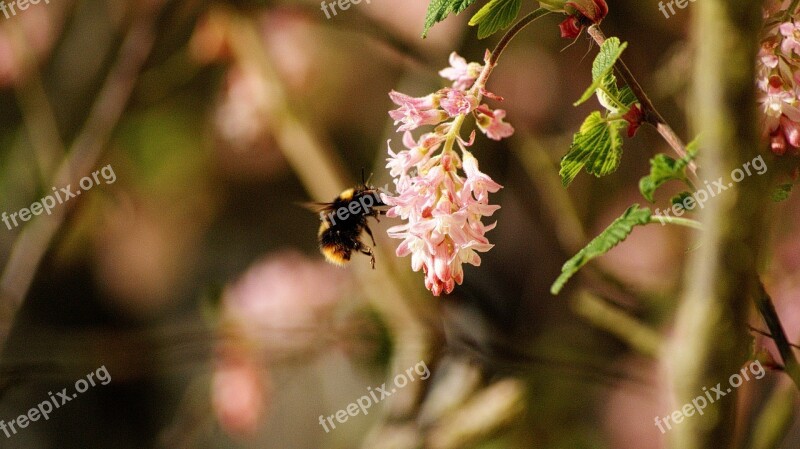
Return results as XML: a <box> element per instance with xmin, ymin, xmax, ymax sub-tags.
<box><xmin>313</xmin><ymin>184</ymin><xmax>385</xmax><ymax>268</ymax></box>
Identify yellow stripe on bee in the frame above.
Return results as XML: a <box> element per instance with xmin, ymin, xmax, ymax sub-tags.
<box><xmin>339</xmin><ymin>188</ymin><xmax>355</xmax><ymax>201</ymax></box>
<box><xmin>321</xmin><ymin>246</ymin><xmax>348</xmax><ymax>266</ymax></box>
<box><xmin>318</xmin><ymin>221</ymin><xmax>330</xmax><ymax>236</ymax></box>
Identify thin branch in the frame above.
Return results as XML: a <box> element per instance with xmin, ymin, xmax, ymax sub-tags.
<box><xmin>587</xmin><ymin>25</ymin><xmax>698</xmax><ymax>176</ymax></box>
<box><xmin>667</xmin><ymin>1</ymin><xmax>769</xmax><ymax>447</ymax></box>
<box><xmin>783</xmin><ymin>0</ymin><xmax>800</xmax><ymax>21</ymax></box>
<box><xmin>512</xmin><ymin>138</ymin><xmax>586</xmax><ymax>252</ymax></box>
<box><xmin>7</xmin><ymin>21</ymin><xmax>65</xmax><ymax>184</ymax></box>
<box><xmin>0</xmin><ymin>3</ymin><xmax>165</xmax><ymax>307</ymax></box>
<box><xmin>473</xmin><ymin>8</ymin><xmax>551</xmax><ymax>89</ymax></box>
<box><xmin>648</xmin><ymin>215</ymin><xmax>703</xmax><ymax>230</ymax></box>
<box><xmin>222</xmin><ymin>9</ymin><xmax>441</xmax><ymax>430</ymax></box>
<box><xmin>748</xmin><ymin>325</ymin><xmax>800</xmax><ymax>350</ymax></box>
<box><xmin>489</xmin><ymin>8</ymin><xmax>550</xmax><ymax>67</ymax></box>
<box><xmin>752</xmin><ymin>281</ymin><xmax>800</xmax><ymax>389</ymax></box>
<box><xmin>746</xmin><ymin>381</ymin><xmax>797</xmax><ymax>449</ymax></box>
<box><xmin>571</xmin><ymin>291</ymin><xmax>661</xmax><ymax>357</ymax></box>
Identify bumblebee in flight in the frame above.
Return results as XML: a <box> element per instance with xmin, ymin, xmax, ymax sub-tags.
<box><xmin>313</xmin><ymin>183</ymin><xmax>385</xmax><ymax>268</ymax></box>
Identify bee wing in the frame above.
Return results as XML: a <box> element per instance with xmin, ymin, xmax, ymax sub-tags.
<box><xmin>297</xmin><ymin>201</ymin><xmax>333</xmax><ymax>213</ymax></box>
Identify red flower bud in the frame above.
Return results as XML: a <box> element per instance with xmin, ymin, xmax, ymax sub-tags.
<box><xmin>557</xmin><ymin>0</ymin><xmax>608</xmax><ymax>39</ymax></box>
<box><xmin>574</xmin><ymin>0</ymin><xmax>608</xmax><ymax>23</ymax></box>
<box><xmin>623</xmin><ymin>104</ymin><xmax>644</xmax><ymax>138</ymax></box>
<box><xmin>559</xmin><ymin>16</ymin><xmax>583</xmax><ymax>39</ymax></box>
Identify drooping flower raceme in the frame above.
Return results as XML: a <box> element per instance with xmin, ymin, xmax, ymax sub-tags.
<box><xmin>382</xmin><ymin>52</ymin><xmax>509</xmax><ymax>296</ymax></box>
<box><xmin>758</xmin><ymin>5</ymin><xmax>800</xmax><ymax>155</ymax></box>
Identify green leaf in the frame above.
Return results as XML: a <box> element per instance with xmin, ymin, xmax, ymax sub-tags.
<box><xmin>468</xmin><ymin>0</ymin><xmax>522</xmax><ymax>39</ymax></box>
<box><xmin>590</xmin><ymin>37</ymin><xmax>626</xmax><ymax>81</ymax></box>
<box><xmin>772</xmin><ymin>183</ymin><xmax>794</xmax><ymax>202</ymax></box>
<box><xmin>423</xmin><ymin>0</ymin><xmax>477</xmax><ymax>38</ymax></box>
<box><xmin>575</xmin><ymin>37</ymin><xmax>628</xmax><ymax>107</ymax></box>
<box><xmin>638</xmin><ymin>138</ymin><xmax>698</xmax><ymax>202</ymax></box>
<box><xmin>551</xmin><ymin>205</ymin><xmax>652</xmax><ymax>295</ymax></box>
<box><xmin>671</xmin><ymin>192</ymin><xmax>694</xmax><ymax>210</ymax></box>
<box><xmin>617</xmin><ymin>86</ymin><xmax>637</xmax><ymax>108</ymax></box>
<box><xmin>560</xmin><ymin>111</ymin><xmax>625</xmax><ymax>187</ymax></box>
<box><xmin>639</xmin><ymin>155</ymin><xmax>687</xmax><ymax>202</ymax></box>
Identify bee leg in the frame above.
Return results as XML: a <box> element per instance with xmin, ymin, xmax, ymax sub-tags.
<box><xmin>364</xmin><ymin>224</ymin><xmax>377</xmax><ymax>246</ymax></box>
<box><xmin>359</xmin><ymin>246</ymin><xmax>376</xmax><ymax>269</ymax></box>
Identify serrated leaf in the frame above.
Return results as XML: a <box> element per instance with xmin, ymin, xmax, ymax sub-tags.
<box><xmin>594</xmin><ymin>70</ymin><xmax>637</xmax><ymax>114</ymax></box>
<box><xmin>671</xmin><ymin>192</ymin><xmax>694</xmax><ymax>210</ymax></box>
<box><xmin>551</xmin><ymin>205</ymin><xmax>652</xmax><ymax>294</ymax></box>
<box><xmin>618</xmin><ymin>86</ymin><xmax>637</xmax><ymax>107</ymax></box>
<box><xmin>469</xmin><ymin>0</ymin><xmax>523</xmax><ymax>39</ymax></box>
<box><xmin>639</xmin><ymin>155</ymin><xmax>685</xmax><ymax>202</ymax></box>
<box><xmin>423</xmin><ymin>0</ymin><xmax>477</xmax><ymax>38</ymax></box>
<box><xmin>590</xmin><ymin>37</ymin><xmax>626</xmax><ymax>81</ymax></box>
<box><xmin>638</xmin><ymin>138</ymin><xmax>698</xmax><ymax>202</ymax></box>
<box><xmin>595</xmin><ymin>74</ymin><xmax>621</xmax><ymax>112</ymax></box>
<box><xmin>772</xmin><ymin>183</ymin><xmax>794</xmax><ymax>202</ymax></box>
<box><xmin>575</xmin><ymin>38</ymin><xmax>628</xmax><ymax>107</ymax></box>
<box><xmin>560</xmin><ymin>111</ymin><xmax>625</xmax><ymax>187</ymax></box>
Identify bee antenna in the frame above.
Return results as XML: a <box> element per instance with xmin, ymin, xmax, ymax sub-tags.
<box><xmin>361</xmin><ymin>167</ymin><xmax>373</xmax><ymax>187</ymax></box>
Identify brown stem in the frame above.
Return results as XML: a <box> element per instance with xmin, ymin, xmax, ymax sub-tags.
<box><xmin>0</xmin><ymin>4</ymin><xmax>164</xmax><ymax>307</ymax></box>
<box><xmin>473</xmin><ymin>8</ymin><xmax>551</xmax><ymax>91</ymax></box>
<box><xmin>748</xmin><ymin>325</ymin><xmax>800</xmax><ymax>350</ymax></box>
<box><xmin>7</xmin><ymin>22</ymin><xmax>65</xmax><ymax>185</ymax></box>
<box><xmin>784</xmin><ymin>0</ymin><xmax>800</xmax><ymax>21</ymax></box>
<box><xmin>587</xmin><ymin>25</ymin><xmax>698</xmax><ymax>175</ymax></box>
<box><xmin>667</xmin><ymin>0</ymin><xmax>768</xmax><ymax>446</ymax></box>
<box><xmin>752</xmin><ymin>281</ymin><xmax>800</xmax><ymax>389</ymax></box>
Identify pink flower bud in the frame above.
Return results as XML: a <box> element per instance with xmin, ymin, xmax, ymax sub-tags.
<box><xmin>476</xmin><ymin>105</ymin><xmax>515</xmax><ymax>141</ymax></box>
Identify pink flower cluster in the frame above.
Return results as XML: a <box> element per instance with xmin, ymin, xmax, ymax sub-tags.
<box><xmin>758</xmin><ymin>4</ymin><xmax>800</xmax><ymax>155</ymax></box>
<box><xmin>382</xmin><ymin>52</ymin><xmax>509</xmax><ymax>296</ymax></box>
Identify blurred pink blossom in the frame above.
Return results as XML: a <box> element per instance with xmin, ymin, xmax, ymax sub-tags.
<box><xmin>758</xmin><ymin>8</ymin><xmax>800</xmax><ymax>155</ymax></box>
<box><xmin>212</xmin><ymin>353</ymin><xmax>269</xmax><ymax>437</ymax></box>
<box><xmin>222</xmin><ymin>251</ymin><xmax>348</xmax><ymax>350</ymax></box>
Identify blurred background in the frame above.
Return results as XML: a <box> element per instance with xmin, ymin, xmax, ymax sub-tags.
<box><xmin>0</xmin><ymin>0</ymin><xmax>799</xmax><ymax>448</ymax></box>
